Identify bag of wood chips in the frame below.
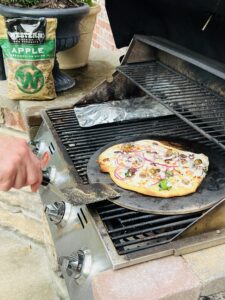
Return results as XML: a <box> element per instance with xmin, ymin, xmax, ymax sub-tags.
<box><xmin>0</xmin><ymin>16</ymin><xmax>57</xmax><ymax>100</ymax></box>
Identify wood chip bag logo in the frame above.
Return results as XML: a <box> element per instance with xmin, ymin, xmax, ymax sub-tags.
<box><xmin>0</xmin><ymin>17</ymin><xmax>57</xmax><ymax>100</ymax></box>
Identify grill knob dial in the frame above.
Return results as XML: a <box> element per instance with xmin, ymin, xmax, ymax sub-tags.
<box><xmin>45</xmin><ymin>202</ymin><xmax>65</xmax><ymax>224</ymax></box>
<box><xmin>28</xmin><ymin>140</ymin><xmax>40</xmax><ymax>154</ymax></box>
<box><xmin>45</xmin><ymin>201</ymin><xmax>82</xmax><ymax>228</ymax></box>
<box><xmin>59</xmin><ymin>249</ymin><xmax>92</xmax><ymax>285</ymax></box>
<box><xmin>41</xmin><ymin>167</ymin><xmax>57</xmax><ymax>186</ymax></box>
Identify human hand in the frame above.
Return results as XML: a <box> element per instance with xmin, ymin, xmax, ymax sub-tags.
<box><xmin>0</xmin><ymin>135</ymin><xmax>43</xmax><ymax>192</ymax></box>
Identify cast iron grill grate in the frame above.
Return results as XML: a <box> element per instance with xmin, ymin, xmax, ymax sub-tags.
<box><xmin>92</xmin><ymin>201</ymin><xmax>202</xmax><ymax>255</ymax></box>
<box><xmin>47</xmin><ymin>109</ymin><xmax>222</xmax><ymax>184</ymax></box>
<box><xmin>46</xmin><ymin>109</ymin><xmax>224</xmax><ymax>255</ymax></box>
<box><xmin>117</xmin><ymin>61</ymin><xmax>225</xmax><ymax>151</ymax></box>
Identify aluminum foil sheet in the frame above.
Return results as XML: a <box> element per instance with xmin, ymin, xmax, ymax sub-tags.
<box><xmin>74</xmin><ymin>97</ymin><xmax>173</xmax><ymax>127</ymax></box>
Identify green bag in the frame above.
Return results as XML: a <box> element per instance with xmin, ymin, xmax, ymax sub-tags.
<box><xmin>0</xmin><ymin>16</ymin><xmax>57</xmax><ymax>100</ymax></box>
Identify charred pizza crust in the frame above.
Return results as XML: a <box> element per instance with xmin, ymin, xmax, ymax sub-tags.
<box><xmin>98</xmin><ymin>140</ymin><xmax>209</xmax><ymax>198</ymax></box>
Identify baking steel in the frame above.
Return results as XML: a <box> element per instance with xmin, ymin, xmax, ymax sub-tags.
<box><xmin>87</xmin><ymin>134</ymin><xmax>225</xmax><ymax>215</ymax></box>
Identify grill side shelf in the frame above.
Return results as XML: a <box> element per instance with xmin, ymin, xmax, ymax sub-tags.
<box><xmin>117</xmin><ymin>61</ymin><xmax>225</xmax><ymax>151</ymax></box>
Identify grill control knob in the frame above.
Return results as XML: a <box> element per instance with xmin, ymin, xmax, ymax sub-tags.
<box><xmin>45</xmin><ymin>202</ymin><xmax>65</xmax><ymax>224</ymax></box>
<box><xmin>42</xmin><ymin>169</ymin><xmax>51</xmax><ymax>186</ymax></box>
<box><xmin>59</xmin><ymin>249</ymin><xmax>92</xmax><ymax>285</ymax></box>
<box><xmin>41</xmin><ymin>167</ymin><xmax>57</xmax><ymax>186</ymax></box>
<box><xmin>29</xmin><ymin>140</ymin><xmax>40</xmax><ymax>155</ymax></box>
<box><xmin>45</xmin><ymin>201</ymin><xmax>82</xmax><ymax>228</ymax></box>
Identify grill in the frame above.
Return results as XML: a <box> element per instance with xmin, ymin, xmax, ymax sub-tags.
<box><xmin>46</xmin><ymin>108</ymin><xmax>224</xmax><ymax>255</ymax></box>
<box><xmin>37</xmin><ymin>4</ymin><xmax>225</xmax><ymax>298</ymax></box>
<box><xmin>118</xmin><ymin>61</ymin><xmax>225</xmax><ymax>151</ymax></box>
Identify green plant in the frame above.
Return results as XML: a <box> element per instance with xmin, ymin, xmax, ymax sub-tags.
<box><xmin>80</xmin><ymin>0</ymin><xmax>95</xmax><ymax>7</ymax></box>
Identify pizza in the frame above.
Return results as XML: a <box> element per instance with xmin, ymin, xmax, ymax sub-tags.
<box><xmin>98</xmin><ymin>140</ymin><xmax>209</xmax><ymax>198</ymax></box>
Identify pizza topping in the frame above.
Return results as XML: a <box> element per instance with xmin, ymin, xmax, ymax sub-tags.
<box><xmin>165</xmin><ymin>149</ymin><xmax>173</xmax><ymax>157</ymax></box>
<box><xmin>182</xmin><ymin>178</ymin><xmax>190</xmax><ymax>185</ymax></box>
<box><xmin>125</xmin><ymin>167</ymin><xmax>137</xmax><ymax>177</ymax></box>
<box><xmin>99</xmin><ymin>139</ymin><xmax>209</xmax><ymax>197</ymax></box>
<box><xmin>165</xmin><ymin>158</ymin><xmax>172</xmax><ymax>164</ymax></box>
<box><xmin>140</xmin><ymin>169</ymin><xmax>148</xmax><ymax>178</ymax></box>
<box><xmin>149</xmin><ymin>168</ymin><xmax>160</xmax><ymax>175</ymax></box>
<box><xmin>103</xmin><ymin>158</ymin><xmax>110</xmax><ymax>162</ymax></box>
<box><xmin>194</xmin><ymin>159</ymin><xmax>203</xmax><ymax>166</ymax></box>
<box><xmin>114</xmin><ymin>168</ymin><xmax>126</xmax><ymax>180</ymax></box>
<box><xmin>159</xmin><ymin>179</ymin><xmax>172</xmax><ymax>191</ymax></box>
<box><xmin>166</xmin><ymin>170</ymin><xmax>173</xmax><ymax>177</ymax></box>
<box><xmin>116</xmin><ymin>153</ymin><xmax>144</xmax><ymax>169</ymax></box>
<box><xmin>181</xmin><ymin>159</ymin><xmax>187</xmax><ymax>165</ymax></box>
<box><xmin>122</xmin><ymin>143</ymin><xmax>138</xmax><ymax>153</ymax></box>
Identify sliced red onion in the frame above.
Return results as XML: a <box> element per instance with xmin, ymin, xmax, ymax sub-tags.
<box><xmin>143</xmin><ymin>154</ymin><xmax>175</xmax><ymax>168</ymax></box>
<box><xmin>114</xmin><ymin>168</ymin><xmax>126</xmax><ymax>180</ymax></box>
<box><xmin>116</xmin><ymin>152</ymin><xmax>144</xmax><ymax>169</ymax></box>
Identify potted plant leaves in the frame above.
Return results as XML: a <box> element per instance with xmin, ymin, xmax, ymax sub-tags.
<box><xmin>0</xmin><ymin>0</ymin><xmax>90</xmax><ymax>92</ymax></box>
<box><xmin>57</xmin><ymin>0</ymin><xmax>101</xmax><ymax>69</ymax></box>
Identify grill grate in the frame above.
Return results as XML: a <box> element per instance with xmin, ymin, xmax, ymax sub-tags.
<box><xmin>47</xmin><ymin>109</ymin><xmax>222</xmax><ymax>184</ymax></box>
<box><xmin>46</xmin><ymin>109</ymin><xmax>224</xmax><ymax>255</ymax></box>
<box><xmin>92</xmin><ymin>201</ymin><xmax>202</xmax><ymax>255</ymax></box>
<box><xmin>117</xmin><ymin>61</ymin><xmax>225</xmax><ymax>151</ymax></box>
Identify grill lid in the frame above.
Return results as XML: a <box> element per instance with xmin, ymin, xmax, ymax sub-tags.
<box><xmin>105</xmin><ymin>0</ymin><xmax>225</xmax><ymax>64</ymax></box>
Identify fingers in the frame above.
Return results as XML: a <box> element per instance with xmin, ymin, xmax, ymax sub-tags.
<box><xmin>0</xmin><ymin>136</ymin><xmax>43</xmax><ymax>192</ymax></box>
<box><xmin>25</xmin><ymin>151</ymin><xmax>43</xmax><ymax>192</ymax></box>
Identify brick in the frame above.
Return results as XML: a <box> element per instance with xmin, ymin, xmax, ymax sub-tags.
<box><xmin>184</xmin><ymin>245</ymin><xmax>225</xmax><ymax>296</ymax></box>
<box><xmin>3</xmin><ymin>107</ymin><xmax>26</xmax><ymax>132</ymax></box>
<box><xmin>92</xmin><ymin>256</ymin><xmax>201</xmax><ymax>300</ymax></box>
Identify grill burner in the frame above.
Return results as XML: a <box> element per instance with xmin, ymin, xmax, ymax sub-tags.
<box><xmin>118</xmin><ymin>61</ymin><xmax>225</xmax><ymax>151</ymax></box>
<box><xmin>46</xmin><ymin>109</ymin><xmax>224</xmax><ymax>255</ymax></box>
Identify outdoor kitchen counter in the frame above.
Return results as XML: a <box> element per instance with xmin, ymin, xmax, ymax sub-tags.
<box><xmin>92</xmin><ymin>246</ymin><xmax>225</xmax><ymax>300</ymax></box>
<box><xmin>0</xmin><ymin>127</ymin><xmax>69</xmax><ymax>300</ymax></box>
<box><xmin>0</xmin><ymin>47</ymin><xmax>125</xmax><ymax>138</ymax></box>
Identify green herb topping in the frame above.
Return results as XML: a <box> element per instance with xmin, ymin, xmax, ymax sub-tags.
<box><xmin>159</xmin><ymin>179</ymin><xmax>172</xmax><ymax>191</ymax></box>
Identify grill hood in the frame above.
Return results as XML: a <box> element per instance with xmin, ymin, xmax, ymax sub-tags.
<box><xmin>105</xmin><ymin>0</ymin><xmax>225</xmax><ymax>64</ymax></box>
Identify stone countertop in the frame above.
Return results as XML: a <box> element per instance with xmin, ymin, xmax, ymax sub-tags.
<box><xmin>0</xmin><ymin>127</ymin><xmax>69</xmax><ymax>300</ymax></box>
<box><xmin>0</xmin><ymin>48</ymin><xmax>125</xmax><ymax>138</ymax></box>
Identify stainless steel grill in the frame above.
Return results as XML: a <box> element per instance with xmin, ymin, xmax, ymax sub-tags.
<box><xmin>46</xmin><ymin>108</ymin><xmax>224</xmax><ymax>255</ymax></box>
<box><xmin>118</xmin><ymin>61</ymin><xmax>225</xmax><ymax>150</ymax></box>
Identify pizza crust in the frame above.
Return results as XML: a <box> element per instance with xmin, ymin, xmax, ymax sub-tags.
<box><xmin>98</xmin><ymin>140</ymin><xmax>209</xmax><ymax>198</ymax></box>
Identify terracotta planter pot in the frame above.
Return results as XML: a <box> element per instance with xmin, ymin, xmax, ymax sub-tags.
<box><xmin>57</xmin><ymin>3</ymin><xmax>101</xmax><ymax>69</ymax></box>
